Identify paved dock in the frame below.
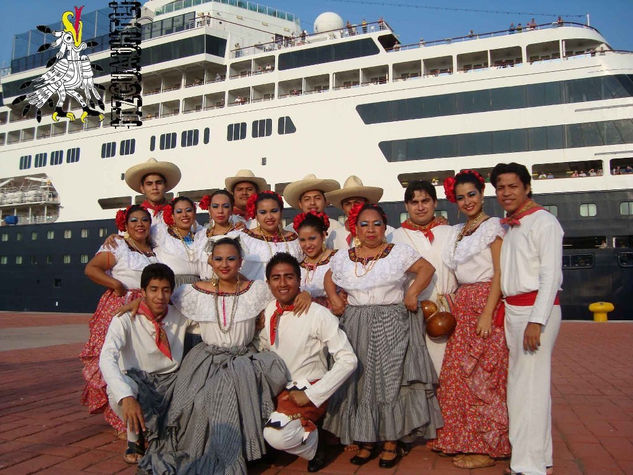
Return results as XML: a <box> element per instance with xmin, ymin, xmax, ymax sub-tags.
<box><xmin>0</xmin><ymin>313</ymin><xmax>631</xmax><ymax>474</ymax></box>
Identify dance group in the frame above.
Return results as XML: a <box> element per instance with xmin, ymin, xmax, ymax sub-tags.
<box><xmin>79</xmin><ymin>157</ymin><xmax>563</xmax><ymax>475</ymax></box>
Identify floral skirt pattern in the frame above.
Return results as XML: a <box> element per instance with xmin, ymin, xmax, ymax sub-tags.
<box><xmin>432</xmin><ymin>282</ymin><xmax>511</xmax><ymax>458</ymax></box>
<box><xmin>79</xmin><ymin>288</ymin><xmax>142</xmax><ymax>432</ymax></box>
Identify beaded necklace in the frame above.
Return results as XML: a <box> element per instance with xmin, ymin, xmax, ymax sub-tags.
<box><xmin>207</xmin><ymin>222</ymin><xmax>236</xmax><ymax>237</ymax></box>
<box><xmin>171</xmin><ymin>227</ymin><xmax>196</xmax><ymax>261</ymax></box>
<box><xmin>257</xmin><ymin>225</ymin><xmax>290</xmax><ymax>256</ymax></box>
<box><xmin>454</xmin><ymin>211</ymin><xmax>488</xmax><ymax>250</ymax></box>
<box><xmin>353</xmin><ymin>243</ymin><xmax>386</xmax><ymax>278</ymax></box>
<box><xmin>302</xmin><ymin>249</ymin><xmax>330</xmax><ymax>285</ymax></box>
<box><xmin>213</xmin><ymin>277</ymin><xmax>241</xmax><ymax>334</ymax></box>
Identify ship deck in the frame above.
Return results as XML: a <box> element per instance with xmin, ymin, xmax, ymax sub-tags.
<box><xmin>0</xmin><ymin>313</ymin><xmax>631</xmax><ymax>474</ymax></box>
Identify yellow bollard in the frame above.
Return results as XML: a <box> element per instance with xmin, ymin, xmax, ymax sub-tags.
<box><xmin>588</xmin><ymin>301</ymin><xmax>614</xmax><ymax>322</ymax></box>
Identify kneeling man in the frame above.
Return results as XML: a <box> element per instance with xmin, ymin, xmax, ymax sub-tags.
<box><xmin>99</xmin><ymin>263</ymin><xmax>197</xmax><ymax>463</ymax></box>
<box><xmin>259</xmin><ymin>253</ymin><xmax>357</xmax><ymax>472</ymax></box>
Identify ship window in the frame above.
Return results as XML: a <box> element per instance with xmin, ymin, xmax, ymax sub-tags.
<box><xmin>562</xmin><ymin>254</ymin><xmax>594</xmax><ymax>268</ymax></box>
<box><xmin>203</xmin><ymin>128</ymin><xmax>210</xmax><ymax>144</ymax></box>
<box><xmin>64</xmin><ymin>230</ymin><xmax>72</xmax><ymax>239</ymax></box>
<box><xmin>615</xmin><ymin>237</ymin><xmax>633</xmax><ymax>248</ymax></box>
<box><xmin>227</xmin><ymin>123</ymin><xmax>246</xmax><ymax>141</ymax></box>
<box><xmin>51</xmin><ymin>150</ymin><xmax>64</xmax><ymax>165</ymax></box>
<box><xmin>99</xmin><ymin>227</ymin><xmax>108</xmax><ymax>237</ymax></box>
<box><xmin>435</xmin><ymin>210</ymin><xmax>448</xmax><ymax>219</ymax></box>
<box><xmin>542</xmin><ymin>205</ymin><xmax>558</xmax><ymax>217</ymax></box>
<box><xmin>19</xmin><ymin>155</ymin><xmax>32</xmax><ymax>169</ymax></box>
<box><xmin>31</xmin><ymin>232</ymin><xmax>37</xmax><ymax>240</ymax></box>
<box><xmin>119</xmin><ymin>139</ymin><xmax>136</xmax><ymax>156</ymax></box>
<box><xmin>252</xmin><ymin>119</ymin><xmax>272</xmax><ymax>138</ymax></box>
<box><xmin>278</xmin><ymin>116</ymin><xmax>296</xmax><ymax>135</ymax></box>
<box><xmin>610</xmin><ymin>157</ymin><xmax>633</xmax><ymax>174</ymax></box>
<box><xmin>278</xmin><ymin>38</ymin><xmax>380</xmax><ymax>70</ymax></box>
<box><xmin>274</xmin><ymin>182</ymin><xmax>291</xmax><ymax>195</ymax></box>
<box><xmin>80</xmin><ymin>254</ymin><xmax>89</xmax><ymax>264</ymax></box>
<box><xmin>620</xmin><ymin>202</ymin><xmax>633</xmax><ymax>216</ymax></box>
<box><xmin>47</xmin><ymin>230</ymin><xmax>55</xmax><ymax>239</ymax></box>
<box><xmin>160</xmin><ymin>132</ymin><xmax>177</xmax><ymax>150</ymax></box>
<box><xmin>397</xmin><ymin>171</ymin><xmax>453</xmax><ymax>188</ymax></box>
<box><xmin>63</xmin><ymin>255</ymin><xmax>71</xmax><ymax>264</ymax></box>
<box><xmin>46</xmin><ymin>256</ymin><xmax>52</xmax><ymax>264</ymax></box>
<box><xmin>30</xmin><ymin>256</ymin><xmax>37</xmax><ymax>265</ymax></box>
<box><xmin>618</xmin><ymin>252</ymin><xmax>633</xmax><ymax>267</ymax></box>
<box><xmin>54</xmin><ymin>278</ymin><xmax>62</xmax><ymax>287</ymax></box>
<box><xmin>0</xmin><ymin>256</ymin><xmax>6</xmax><ymax>265</ymax></box>
<box><xmin>34</xmin><ymin>153</ymin><xmax>47</xmax><ymax>168</ymax></box>
<box><xmin>15</xmin><ymin>256</ymin><xmax>23</xmax><ymax>265</ymax></box>
<box><xmin>81</xmin><ymin>229</ymin><xmax>89</xmax><ymax>238</ymax></box>
<box><xmin>16</xmin><ymin>233</ymin><xmax>22</xmax><ymax>241</ymax></box>
<box><xmin>101</xmin><ymin>141</ymin><xmax>116</xmax><ymax>158</ymax></box>
<box><xmin>150</xmin><ymin>136</ymin><xmax>156</xmax><ymax>151</ymax></box>
<box><xmin>181</xmin><ymin>129</ymin><xmax>199</xmax><ymax>147</ymax></box>
<box><xmin>533</xmin><ymin>160</ymin><xmax>602</xmax><ymax>179</ymax></box>
<box><xmin>579</xmin><ymin>203</ymin><xmax>597</xmax><ymax>217</ymax></box>
<box><xmin>0</xmin><ymin>233</ymin><xmax>7</xmax><ymax>242</ymax></box>
<box><xmin>66</xmin><ymin>147</ymin><xmax>80</xmax><ymax>163</ymax></box>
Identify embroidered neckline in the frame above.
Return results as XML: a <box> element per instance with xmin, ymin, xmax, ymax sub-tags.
<box><xmin>243</xmin><ymin>228</ymin><xmax>298</xmax><ymax>242</ymax></box>
<box><xmin>348</xmin><ymin>243</ymin><xmax>394</xmax><ymax>264</ymax></box>
<box><xmin>300</xmin><ymin>249</ymin><xmax>338</xmax><ymax>269</ymax></box>
<box><xmin>192</xmin><ymin>280</ymin><xmax>254</xmax><ymax>296</ymax></box>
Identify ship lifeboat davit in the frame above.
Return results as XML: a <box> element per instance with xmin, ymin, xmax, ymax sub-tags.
<box><xmin>314</xmin><ymin>12</ymin><xmax>344</xmax><ymax>33</ymax></box>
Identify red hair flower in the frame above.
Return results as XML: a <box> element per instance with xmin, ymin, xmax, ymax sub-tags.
<box><xmin>246</xmin><ymin>191</ymin><xmax>283</xmax><ymax>220</ymax></box>
<box><xmin>460</xmin><ymin>169</ymin><xmax>486</xmax><ymax>188</ymax></box>
<box><xmin>443</xmin><ymin>177</ymin><xmax>457</xmax><ymax>203</ymax></box>
<box><xmin>199</xmin><ymin>194</ymin><xmax>212</xmax><ymax>210</ymax></box>
<box><xmin>162</xmin><ymin>204</ymin><xmax>174</xmax><ymax>227</ymax></box>
<box><xmin>115</xmin><ymin>206</ymin><xmax>131</xmax><ymax>232</ymax></box>
<box><xmin>347</xmin><ymin>203</ymin><xmax>364</xmax><ymax>238</ymax></box>
<box><xmin>292</xmin><ymin>211</ymin><xmax>331</xmax><ymax>232</ymax></box>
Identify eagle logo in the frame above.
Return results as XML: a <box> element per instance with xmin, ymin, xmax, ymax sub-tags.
<box><xmin>13</xmin><ymin>6</ymin><xmax>105</xmax><ymax>123</ymax></box>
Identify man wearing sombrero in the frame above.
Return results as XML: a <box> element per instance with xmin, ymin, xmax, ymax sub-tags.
<box><xmin>325</xmin><ymin>176</ymin><xmax>390</xmax><ymax>249</ymax></box>
<box><xmin>282</xmin><ymin>174</ymin><xmax>343</xmax><ymax>240</ymax></box>
<box><xmin>224</xmin><ymin>169</ymin><xmax>268</xmax><ymax>221</ymax></box>
<box><xmin>124</xmin><ymin>158</ymin><xmax>181</xmax><ymax>227</ymax></box>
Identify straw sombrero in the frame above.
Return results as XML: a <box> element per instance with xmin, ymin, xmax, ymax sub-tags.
<box><xmin>224</xmin><ymin>169</ymin><xmax>268</xmax><ymax>193</ymax></box>
<box><xmin>124</xmin><ymin>158</ymin><xmax>181</xmax><ymax>193</ymax></box>
<box><xmin>283</xmin><ymin>174</ymin><xmax>340</xmax><ymax>209</ymax></box>
<box><xmin>325</xmin><ymin>175</ymin><xmax>383</xmax><ymax>209</ymax></box>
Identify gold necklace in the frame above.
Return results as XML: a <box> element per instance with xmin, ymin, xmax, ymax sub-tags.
<box><xmin>258</xmin><ymin>225</ymin><xmax>289</xmax><ymax>256</ymax></box>
<box><xmin>213</xmin><ymin>277</ymin><xmax>241</xmax><ymax>334</ymax></box>
<box><xmin>353</xmin><ymin>243</ymin><xmax>385</xmax><ymax>278</ymax></box>
<box><xmin>125</xmin><ymin>236</ymin><xmax>152</xmax><ymax>256</ymax></box>
<box><xmin>302</xmin><ymin>249</ymin><xmax>330</xmax><ymax>285</ymax></box>
<box><xmin>208</xmin><ymin>222</ymin><xmax>236</xmax><ymax>237</ymax></box>
<box><xmin>172</xmin><ymin>226</ymin><xmax>196</xmax><ymax>261</ymax></box>
<box><xmin>455</xmin><ymin>212</ymin><xmax>487</xmax><ymax>249</ymax></box>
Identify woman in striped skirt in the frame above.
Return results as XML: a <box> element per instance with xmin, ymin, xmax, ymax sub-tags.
<box><xmin>323</xmin><ymin>203</ymin><xmax>442</xmax><ymax>468</ymax></box>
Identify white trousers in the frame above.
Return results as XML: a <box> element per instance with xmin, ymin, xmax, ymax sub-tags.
<box><xmin>425</xmin><ymin>333</ymin><xmax>447</xmax><ymax>377</ymax></box>
<box><xmin>107</xmin><ymin>390</ymin><xmax>140</xmax><ymax>443</ymax></box>
<box><xmin>263</xmin><ymin>416</ymin><xmax>319</xmax><ymax>460</ymax></box>
<box><xmin>505</xmin><ymin>304</ymin><xmax>561</xmax><ymax>475</ymax></box>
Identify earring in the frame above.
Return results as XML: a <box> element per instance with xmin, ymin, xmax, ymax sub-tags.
<box><xmin>322</xmin><ymin>243</ymin><xmax>326</xmax><ymax>251</ymax></box>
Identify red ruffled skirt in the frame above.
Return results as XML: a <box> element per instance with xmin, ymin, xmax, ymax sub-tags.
<box><xmin>79</xmin><ymin>288</ymin><xmax>142</xmax><ymax>432</ymax></box>
<box><xmin>432</xmin><ymin>282</ymin><xmax>511</xmax><ymax>457</ymax></box>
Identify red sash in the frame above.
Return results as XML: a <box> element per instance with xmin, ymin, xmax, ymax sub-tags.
<box><xmin>274</xmin><ymin>380</ymin><xmax>326</xmax><ymax>433</ymax></box>
<box><xmin>506</xmin><ymin>290</ymin><xmax>560</xmax><ymax>306</ymax></box>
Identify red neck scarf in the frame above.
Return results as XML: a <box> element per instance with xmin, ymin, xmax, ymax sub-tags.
<box><xmin>141</xmin><ymin>200</ymin><xmax>167</xmax><ymax>217</ymax></box>
<box><xmin>269</xmin><ymin>300</ymin><xmax>294</xmax><ymax>345</ymax></box>
<box><xmin>233</xmin><ymin>206</ymin><xmax>247</xmax><ymax>219</ymax></box>
<box><xmin>501</xmin><ymin>200</ymin><xmax>545</xmax><ymax>227</ymax></box>
<box><xmin>137</xmin><ymin>301</ymin><xmax>172</xmax><ymax>360</ymax></box>
<box><xmin>400</xmin><ymin>216</ymin><xmax>448</xmax><ymax>243</ymax></box>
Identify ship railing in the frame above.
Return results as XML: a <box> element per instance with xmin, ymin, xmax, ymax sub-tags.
<box><xmin>303</xmin><ymin>87</ymin><xmax>329</xmax><ymax>95</ymax></box>
<box><xmin>228</xmin><ymin>97</ymin><xmax>251</xmax><ymax>106</ymax></box>
<box><xmin>250</xmin><ymin>95</ymin><xmax>274</xmax><ymax>103</ymax></box>
<box><xmin>389</xmin><ymin>21</ymin><xmax>600</xmax><ymax>52</ymax></box>
<box><xmin>231</xmin><ymin>19</ymin><xmax>392</xmax><ymax>59</ymax></box>
<box><xmin>204</xmin><ymin>101</ymin><xmax>226</xmax><ymax>110</ymax></box>
<box><xmin>183</xmin><ymin>106</ymin><xmax>203</xmax><ymax>114</ymax></box>
<box><xmin>205</xmin><ymin>75</ymin><xmax>226</xmax><ymax>84</ymax></box>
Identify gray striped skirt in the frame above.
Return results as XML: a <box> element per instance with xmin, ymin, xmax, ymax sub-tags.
<box><xmin>323</xmin><ymin>304</ymin><xmax>443</xmax><ymax>445</ymax></box>
<box><xmin>138</xmin><ymin>343</ymin><xmax>288</xmax><ymax>475</ymax></box>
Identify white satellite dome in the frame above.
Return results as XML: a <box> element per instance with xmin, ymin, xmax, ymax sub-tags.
<box><xmin>314</xmin><ymin>12</ymin><xmax>344</xmax><ymax>33</ymax></box>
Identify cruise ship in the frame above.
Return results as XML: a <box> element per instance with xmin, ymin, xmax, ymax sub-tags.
<box><xmin>0</xmin><ymin>0</ymin><xmax>631</xmax><ymax>318</ymax></box>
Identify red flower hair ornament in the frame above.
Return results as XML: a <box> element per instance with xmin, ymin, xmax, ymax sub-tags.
<box><xmin>246</xmin><ymin>191</ymin><xmax>283</xmax><ymax>220</ymax></box>
<box><xmin>292</xmin><ymin>211</ymin><xmax>331</xmax><ymax>233</ymax></box>
<box><xmin>115</xmin><ymin>206</ymin><xmax>132</xmax><ymax>232</ymax></box>
<box><xmin>443</xmin><ymin>170</ymin><xmax>485</xmax><ymax>203</ymax></box>
<box><xmin>199</xmin><ymin>194</ymin><xmax>212</xmax><ymax>211</ymax></box>
<box><xmin>162</xmin><ymin>204</ymin><xmax>174</xmax><ymax>227</ymax></box>
<box><xmin>346</xmin><ymin>203</ymin><xmax>364</xmax><ymax>238</ymax></box>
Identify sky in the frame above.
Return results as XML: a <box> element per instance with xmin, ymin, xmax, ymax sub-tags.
<box><xmin>0</xmin><ymin>0</ymin><xmax>632</xmax><ymax>68</ymax></box>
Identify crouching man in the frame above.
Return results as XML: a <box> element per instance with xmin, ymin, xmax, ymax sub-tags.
<box><xmin>99</xmin><ymin>263</ymin><xmax>197</xmax><ymax>464</ymax></box>
<box><xmin>258</xmin><ymin>253</ymin><xmax>357</xmax><ymax>472</ymax></box>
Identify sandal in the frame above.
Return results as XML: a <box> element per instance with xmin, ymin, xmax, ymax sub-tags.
<box><xmin>452</xmin><ymin>454</ymin><xmax>495</xmax><ymax>469</ymax></box>
<box><xmin>350</xmin><ymin>443</ymin><xmax>377</xmax><ymax>465</ymax></box>
<box><xmin>123</xmin><ymin>440</ymin><xmax>145</xmax><ymax>464</ymax></box>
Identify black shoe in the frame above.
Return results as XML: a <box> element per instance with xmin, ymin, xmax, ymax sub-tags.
<box><xmin>350</xmin><ymin>444</ymin><xmax>377</xmax><ymax>465</ymax></box>
<box><xmin>378</xmin><ymin>445</ymin><xmax>402</xmax><ymax>469</ymax></box>
<box><xmin>307</xmin><ymin>450</ymin><xmax>326</xmax><ymax>472</ymax></box>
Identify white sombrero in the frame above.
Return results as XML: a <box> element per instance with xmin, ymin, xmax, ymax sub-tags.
<box><xmin>124</xmin><ymin>158</ymin><xmax>181</xmax><ymax>193</ymax></box>
<box><xmin>283</xmin><ymin>174</ymin><xmax>341</xmax><ymax>209</ymax></box>
<box><xmin>325</xmin><ymin>175</ymin><xmax>383</xmax><ymax>209</ymax></box>
<box><xmin>224</xmin><ymin>169</ymin><xmax>268</xmax><ymax>193</ymax></box>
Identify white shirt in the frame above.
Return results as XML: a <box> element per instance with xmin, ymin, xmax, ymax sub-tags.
<box><xmin>99</xmin><ymin>306</ymin><xmax>194</xmax><ymax>404</ymax></box>
<box><xmin>300</xmin><ymin>250</ymin><xmax>338</xmax><ymax>298</ymax></box>
<box><xmin>153</xmin><ymin>224</ymin><xmax>203</xmax><ymax>277</ymax></box>
<box><xmin>96</xmin><ymin>240</ymin><xmax>158</xmax><ymax>291</ymax></box>
<box><xmin>239</xmin><ymin>229</ymin><xmax>302</xmax><ymax>281</ymax></box>
<box><xmin>258</xmin><ymin>301</ymin><xmax>357</xmax><ymax>408</ymax></box>
<box><xmin>172</xmin><ymin>280</ymin><xmax>272</xmax><ymax>347</ymax></box>
<box><xmin>443</xmin><ymin>218</ymin><xmax>505</xmax><ymax>285</ymax></box>
<box><xmin>390</xmin><ymin>225</ymin><xmax>457</xmax><ymax>301</ymax></box>
<box><xmin>330</xmin><ymin>243</ymin><xmax>423</xmax><ymax>305</ymax></box>
<box><xmin>501</xmin><ymin>210</ymin><xmax>564</xmax><ymax>325</ymax></box>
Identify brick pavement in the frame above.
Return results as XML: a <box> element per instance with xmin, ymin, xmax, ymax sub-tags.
<box><xmin>0</xmin><ymin>314</ymin><xmax>631</xmax><ymax>474</ymax></box>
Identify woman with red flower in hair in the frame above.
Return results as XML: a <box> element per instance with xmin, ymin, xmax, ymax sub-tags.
<box><xmin>431</xmin><ymin>170</ymin><xmax>510</xmax><ymax>469</ymax></box>
<box><xmin>80</xmin><ymin>205</ymin><xmax>158</xmax><ymax>436</ymax></box>
<box><xmin>239</xmin><ymin>191</ymin><xmax>302</xmax><ymax>280</ymax></box>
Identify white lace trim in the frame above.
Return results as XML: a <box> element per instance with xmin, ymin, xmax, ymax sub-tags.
<box><xmin>239</xmin><ymin>230</ymin><xmax>302</xmax><ymax>262</ymax></box>
<box><xmin>171</xmin><ymin>279</ymin><xmax>272</xmax><ymax>323</ymax></box>
<box><xmin>330</xmin><ymin>243</ymin><xmax>420</xmax><ymax>291</ymax></box>
<box><xmin>442</xmin><ymin>217</ymin><xmax>504</xmax><ymax>270</ymax></box>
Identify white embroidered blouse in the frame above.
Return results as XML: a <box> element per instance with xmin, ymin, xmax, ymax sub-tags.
<box><xmin>96</xmin><ymin>240</ymin><xmax>158</xmax><ymax>291</ymax></box>
<box><xmin>238</xmin><ymin>229</ymin><xmax>302</xmax><ymax>281</ymax></box>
